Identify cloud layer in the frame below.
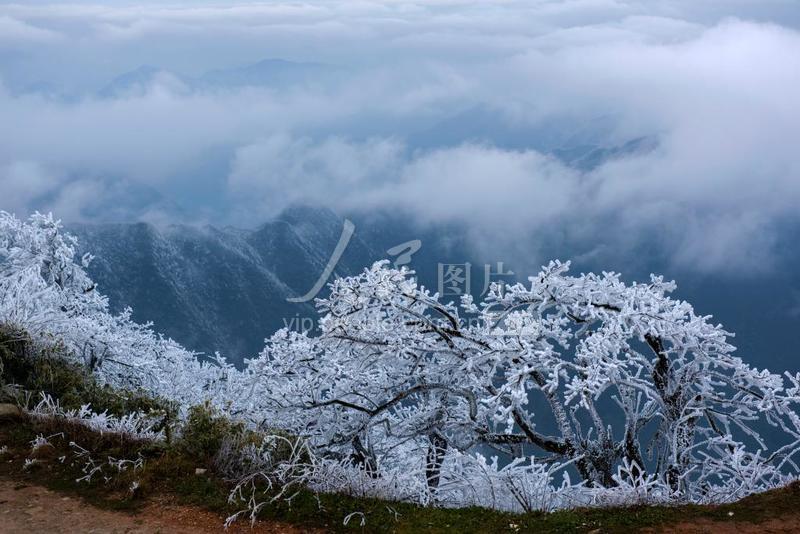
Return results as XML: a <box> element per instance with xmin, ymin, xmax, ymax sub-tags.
<box><xmin>1</xmin><ymin>2</ymin><xmax>799</xmax><ymax>274</ymax></box>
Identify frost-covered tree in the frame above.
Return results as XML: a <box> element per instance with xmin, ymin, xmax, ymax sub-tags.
<box><xmin>255</xmin><ymin>260</ymin><xmax>800</xmax><ymax>498</ymax></box>
<box><xmin>0</xmin><ymin>211</ymin><xmax>101</xmax><ymax>332</ymax></box>
<box><xmin>3</xmin><ymin>211</ymin><xmax>800</xmax><ymax>509</ymax></box>
<box><xmin>0</xmin><ymin>212</ymin><xmax>246</xmax><ymax>414</ymax></box>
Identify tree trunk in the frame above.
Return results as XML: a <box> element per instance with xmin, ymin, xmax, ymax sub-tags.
<box><xmin>426</xmin><ymin>431</ymin><xmax>448</xmax><ymax>492</ymax></box>
<box><xmin>349</xmin><ymin>434</ymin><xmax>378</xmax><ymax>478</ymax></box>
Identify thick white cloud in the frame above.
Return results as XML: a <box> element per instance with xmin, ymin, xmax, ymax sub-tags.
<box><xmin>1</xmin><ymin>2</ymin><xmax>799</xmax><ymax>273</ymax></box>
<box><xmin>228</xmin><ymin>135</ymin><xmax>404</xmax><ymax>222</ymax></box>
<box><xmin>0</xmin><ymin>15</ymin><xmax>62</xmax><ymax>44</ymax></box>
<box><xmin>0</xmin><ymin>161</ymin><xmax>61</xmax><ymax>217</ymax></box>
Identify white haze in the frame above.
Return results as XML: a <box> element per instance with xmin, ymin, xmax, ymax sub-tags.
<box><xmin>1</xmin><ymin>1</ymin><xmax>799</xmax><ymax>273</ymax></box>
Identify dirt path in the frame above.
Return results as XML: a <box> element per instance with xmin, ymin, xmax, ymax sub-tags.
<box><xmin>4</xmin><ymin>478</ymin><xmax>800</xmax><ymax>534</ymax></box>
<box><xmin>641</xmin><ymin>517</ymin><xmax>800</xmax><ymax>533</ymax></box>
<box><xmin>0</xmin><ymin>479</ymin><xmax>317</xmax><ymax>533</ymax></box>
<box><xmin>632</xmin><ymin>517</ymin><xmax>800</xmax><ymax>533</ymax></box>
<box><xmin>0</xmin><ymin>479</ymin><xmax>800</xmax><ymax>534</ymax></box>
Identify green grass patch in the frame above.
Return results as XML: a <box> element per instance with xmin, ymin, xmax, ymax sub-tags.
<box><xmin>4</xmin><ymin>412</ymin><xmax>797</xmax><ymax>533</ymax></box>
<box><xmin>0</xmin><ymin>326</ymin><xmax>177</xmax><ymax>431</ymax></box>
<box><xmin>2</xmin><ymin>324</ymin><xmax>800</xmax><ymax>532</ymax></box>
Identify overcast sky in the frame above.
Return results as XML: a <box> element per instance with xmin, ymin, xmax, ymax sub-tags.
<box><xmin>1</xmin><ymin>1</ymin><xmax>799</xmax><ymax>275</ymax></box>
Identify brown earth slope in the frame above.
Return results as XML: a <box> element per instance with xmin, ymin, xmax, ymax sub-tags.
<box><xmin>3</xmin><ymin>474</ymin><xmax>800</xmax><ymax>533</ymax></box>
<box><xmin>3</xmin><ymin>409</ymin><xmax>800</xmax><ymax>533</ymax></box>
<box><xmin>0</xmin><ymin>479</ymin><xmax>312</xmax><ymax>534</ymax></box>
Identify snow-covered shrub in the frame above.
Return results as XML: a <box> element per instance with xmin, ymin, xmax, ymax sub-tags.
<box><xmin>0</xmin><ymin>212</ymin><xmax>251</xmax><ymax>418</ymax></box>
<box><xmin>29</xmin><ymin>393</ymin><xmax>165</xmax><ymax>442</ymax></box>
<box><xmin>253</xmin><ymin>259</ymin><xmax>800</xmax><ymax>503</ymax></box>
<box><xmin>3</xmin><ymin>210</ymin><xmax>800</xmax><ymax>515</ymax></box>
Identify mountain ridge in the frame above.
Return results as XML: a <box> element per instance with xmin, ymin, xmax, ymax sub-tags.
<box><xmin>69</xmin><ymin>206</ymin><xmax>376</xmax><ymax>362</ymax></box>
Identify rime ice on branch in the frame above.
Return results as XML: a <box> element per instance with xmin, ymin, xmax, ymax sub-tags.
<box><xmin>256</xmin><ymin>259</ymin><xmax>800</xmax><ymax>500</ymax></box>
<box><xmin>3</xmin><ymin>211</ymin><xmax>800</xmax><ymax>508</ymax></box>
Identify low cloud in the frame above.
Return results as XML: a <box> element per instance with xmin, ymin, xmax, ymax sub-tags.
<box><xmin>228</xmin><ymin>135</ymin><xmax>404</xmax><ymax>221</ymax></box>
<box><xmin>0</xmin><ymin>15</ymin><xmax>62</xmax><ymax>44</ymax></box>
<box><xmin>1</xmin><ymin>2</ymin><xmax>799</xmax><ymax>274</ymax></box>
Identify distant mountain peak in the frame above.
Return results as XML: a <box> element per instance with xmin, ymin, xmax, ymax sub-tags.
<box><xmin>68</xmin><ymin>205</ymin><xmax>375</xmax><ymax>362</ymax></box>
<box><xmin>198</xmin><ymin>57</ymin><xmax>337</xmax><ymax>89</ymax></box>
<box><xmin>97</xmin><ymin>65</ymin><xmax>187</xmax><ymax>98</ymax></box>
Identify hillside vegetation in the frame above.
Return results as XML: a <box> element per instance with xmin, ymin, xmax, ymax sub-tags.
<box><xmin>3</xmin><ymin>328</ymin><xmax>800</xmax><ymax>532</ymax></box>
<box><xmin>3</xmin><ymin>212</ymin><xmax>800</xmax><ymax>530</ymax></box>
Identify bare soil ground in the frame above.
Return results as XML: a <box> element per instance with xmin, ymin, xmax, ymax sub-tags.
<box><xmin>0</xmin><ymin>479</ymin><xmax>315</xmax><ymax>534</ymax></box>
<box><xmin>640</xmin><ymin>517</ymin><xmax>800</xmax><ymax>533</ymax></box>
<box><xmin>4</xmin><ymin>475</ymin><xmax>800</xmax><ymax>534</ymax></box>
